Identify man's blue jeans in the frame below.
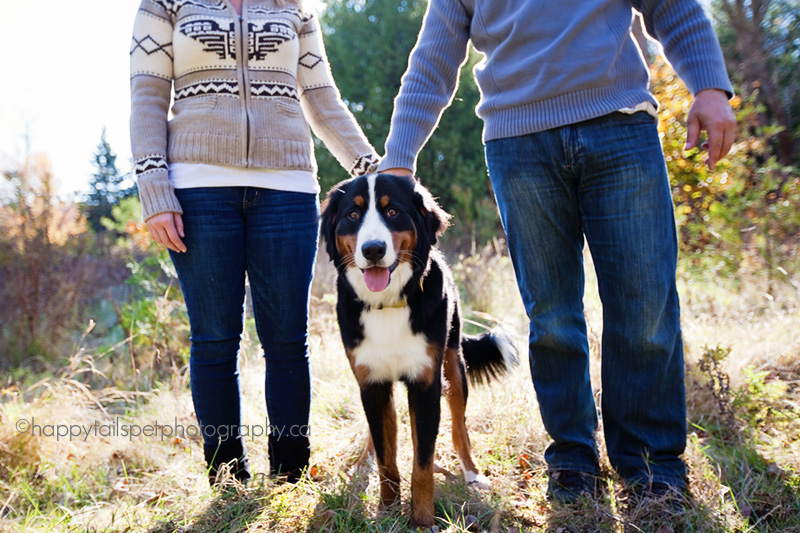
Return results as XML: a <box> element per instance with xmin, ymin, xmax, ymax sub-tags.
<box><xmin>485</xmin><ymin>112</ymin><xmax>687</xmax><ymax>487</ymax></box>
<box><xmin>169</xmin><ymin>186</ymin><xmax>319</xmax><ymax>450</ymax></box>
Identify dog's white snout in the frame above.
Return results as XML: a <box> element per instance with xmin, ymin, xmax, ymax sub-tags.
<box><xmin>354</xmin><ymin>175</ymin><xmax>397</xmax><ymax>269</ymax></box>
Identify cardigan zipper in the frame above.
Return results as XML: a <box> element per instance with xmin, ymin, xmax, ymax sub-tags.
<box><xmin>240</xmin><ymin>6</ymin><xmax>252</xmax><ymax>166</ymax></box>
<box><xmin>228</xmin><ymin>0</ymin><xmax>252</xmax><ymax>166</ymax></box>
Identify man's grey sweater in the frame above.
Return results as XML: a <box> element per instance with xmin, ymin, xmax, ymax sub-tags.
<box><xmin>377</xmin><ymin>0</ymin><xmax>734</xmax><ymax>173</ymax></box>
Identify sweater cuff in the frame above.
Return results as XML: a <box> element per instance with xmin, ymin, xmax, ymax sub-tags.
<box><xmin>683</xmin><ymin>68</ymin><xmax>735</xmax><ymax>99</ymax></box>
<box><xmin>377</xmin><ymin>153</ymin><xmax>416</xmax><ymax>174</ymax></box>
<box><xmin>137</xmin><ymin>168</ymin><xmax>182</xmax><ymax>221</ymax></box>
<box><xmin>672</xmin><ymin>49</ymin><xmax>735</xmax><ymax>99</ymax></box>
<box><xmin>348</xmin><ymin>153</ymin><xmax>380</xmax><ymax>177</ymax></box>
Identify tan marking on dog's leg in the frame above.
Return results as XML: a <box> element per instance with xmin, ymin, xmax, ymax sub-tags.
<box><xmin>409</xmin><ymin>410</ymin><xmax>436</xmax><ymax>528</ymax></box>
<box><xmin>410</xmin><ymin>342</ymin><xmax>441</xmax><ymax>390</ymax></box>
<box><xmin>378</xmin><ymin>397</ymin><xmax>400</xmax><ymax>506</ymax></box>
<box><xmin>443</xmin><ymin>347</ymin><xmax>489</xmax><ymax>488</ymax></box>
<box><xmin>346</xmin><ymin>349</ymin><xmax>372</xmax><ymax>386</ymax></box>
<box><xmin>353</xmin><ymin>364</ymin><xmax>371</xmax><ymax>386</ymax></box>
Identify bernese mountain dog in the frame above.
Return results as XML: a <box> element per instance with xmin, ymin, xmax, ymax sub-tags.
<box><xmin>320</xmin><ymin>173</ymin><xmax>518</xmax><ymax>528</ymax></box>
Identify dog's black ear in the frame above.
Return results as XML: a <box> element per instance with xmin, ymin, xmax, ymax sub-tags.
<box><xmin>412</xmin><ymin>179</ymin><xmax>451</xmax><ymax>245</ymax></box>
<box><xmin>320</xmin><ymin>180</ymin><xmax>349</xmax><ymax>261</ymax></box>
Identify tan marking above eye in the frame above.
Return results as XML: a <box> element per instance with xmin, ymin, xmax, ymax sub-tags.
<box><xmin>353</xmin><ymin>195</ymin><xmax>365</xmax><ymax>207</ymax></box>
<box><xmin>380</xmin><ymin>195</ymin><xmax>391</xmax><ymax>208</ymax></box>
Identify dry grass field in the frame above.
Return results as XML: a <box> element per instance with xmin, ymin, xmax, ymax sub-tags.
<box><xmin>0</xmin><ymin>249</ymin><xmax>798</xmax><ymax>532</ymax></box>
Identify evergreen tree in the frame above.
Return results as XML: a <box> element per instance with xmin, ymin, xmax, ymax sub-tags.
<box><xmin>83</xmin><ymin>129</ymin><xmax>135</xmax><ymax>233</ymax></box>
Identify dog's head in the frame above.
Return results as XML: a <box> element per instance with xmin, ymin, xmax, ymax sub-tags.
<box><xmin>321</xmin><ymin>173</ymin><xmax>450</xmax><ymax>299</ymax></box>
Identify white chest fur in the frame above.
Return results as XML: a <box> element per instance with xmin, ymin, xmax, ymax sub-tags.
<box><xmin>352</xmin><ymin>307</ymin><xmax>433</xmax><ymax>384</ymax></box>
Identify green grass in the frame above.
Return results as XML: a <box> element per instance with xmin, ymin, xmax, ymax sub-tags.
<box><xmin>0</xmin><ymin>251</ymin><xmax>798</xmax><ymax>532</ymax></box>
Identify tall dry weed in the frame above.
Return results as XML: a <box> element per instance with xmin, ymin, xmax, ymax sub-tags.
<box><xmin>0</xmin><ymin>152</ymin><xmax>127</xmax><ymax>366</ymax></box>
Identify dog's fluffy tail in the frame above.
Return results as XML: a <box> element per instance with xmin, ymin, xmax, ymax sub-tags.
<box><xmin>461</xmin><ymin>327</ymin><xmax>519</xmax><ymax>386</ymax></box>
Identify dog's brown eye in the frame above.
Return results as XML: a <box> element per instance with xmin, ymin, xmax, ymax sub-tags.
<box><xmin>386</xmin><ymin>208</ymin><xmax>398</xmax><ymax>218</ymax></box>
<box><xmin>348</xmin><ymin>210</ymin><xmax>360</xmax><ymax>220</ymax></box>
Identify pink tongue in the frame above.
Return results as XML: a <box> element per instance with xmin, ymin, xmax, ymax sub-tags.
<box><xmin>364</xmin><ymin>267</ymin><xmax>391</xmax><ymax>292</ymax></box>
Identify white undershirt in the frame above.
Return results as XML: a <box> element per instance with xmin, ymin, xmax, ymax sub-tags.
<box><xmin>169</xmin><ymin>163</ymin><xmax>320</xmax><ymax>194</ymax></box>
<box><xmin>617</xmin><ymin>101</ymin><xmax>659</xmax><ymax>119</ymax></box>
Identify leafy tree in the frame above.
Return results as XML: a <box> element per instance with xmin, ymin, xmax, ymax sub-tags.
<box><xmin>316</xmin><ymin>0</ymin><xmax>502</xmax><ymax>251</ymax></box>
<box><xmin>83</xmin><ymin>129</ymin><xmax>136</xmax><ymax>233</ymax></box>
<box><xmin>712</xmin><ymin>0</ymin><xmax>799</xmax><ymax>164</ymax></box>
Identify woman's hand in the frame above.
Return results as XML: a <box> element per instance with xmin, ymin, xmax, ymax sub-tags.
<box><xmin>146</xmin><ymin>212</ymin><xmax>187</xmax><ymax>253</ymax></box>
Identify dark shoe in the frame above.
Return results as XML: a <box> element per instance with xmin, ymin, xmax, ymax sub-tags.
<box><xmin>628</xmin><ymin>480</ymin><xmax>688</xmax><ymax>513</ymax></box>
<box><xmin>268</xmin><ymin>435</ymin><xmax>310</xmax><ymax>483</ymax></box>
<box><xmin>547</xmin><ymin>469</ymin><xmax>598</xmax><ymax>504</ymax></box>
<box><xmin>204</xmin><ymin>436</ymin><xmax>251</xmax><ymax>486</ymax></box>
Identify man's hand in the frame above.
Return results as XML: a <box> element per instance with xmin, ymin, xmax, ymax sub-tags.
<box><xmin>146</xmin><ymin>212</ymin><xmax>187</xmax><ymax>253</ymax></box>
<box><xmin>685</xmin><ymin>88</ymin><xmax>737</xmax><ymax>171</ymax></box>
<box><xmin>381</xmin><ymin>167</ymin><xmax>414</xmax><ymax>178</ymax></box>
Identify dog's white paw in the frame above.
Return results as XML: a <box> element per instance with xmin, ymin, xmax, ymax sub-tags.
<box><xmin>465</xmin><ymin>472</ymin><xmax>491</xmax><ymax>490</ymax></box>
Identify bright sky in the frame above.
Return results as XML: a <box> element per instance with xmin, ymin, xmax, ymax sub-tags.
<box><xmin>0</xmin><ymin>0</ymin><xmax>141</xmax><ymax>197</ymax></box>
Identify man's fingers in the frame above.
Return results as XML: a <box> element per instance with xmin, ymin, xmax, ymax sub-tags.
<box><xmin>684</xmin><ymin>115</ymin><xmax>700</xmax><ymax>151</ymax></box>
<box><xmin>706</xmin><ymin>126</ymin><xmax>725</xmax><ymax>170</ymax></box>
<box><xmin>686</xmin><ymin>88</ymin><xmax>737</xmax><ymax>169</ymax></box>
<box><xmin>721</xmin><ymin>126</ymin><xmax>736</xmax><ymax>164</ymax></box>
<box><xmin>719</xmin><ymin>114</ymin><xmax>737</xmax><ymax>165</ymax></box>
<box><xmin>706</xmin><ymin>114</ymin><xmax>737</xmax><ymax>170</ymax></box>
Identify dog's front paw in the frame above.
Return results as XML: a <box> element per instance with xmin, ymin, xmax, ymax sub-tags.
<box><xmin>465</xmin><ymin>472</ymin><xmax>491</xmax><ymax>490</ymax></box>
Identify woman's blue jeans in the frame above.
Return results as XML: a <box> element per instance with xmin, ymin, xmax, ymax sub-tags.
<box><xmin>485</xmin><ymin>112</ymin><xmax>687</xmax><ymax>487</ymax></box>
<box><xmin>169</xmin><ymin>186</ymin><xmax>319</xmax><ymax>451</ymax></box>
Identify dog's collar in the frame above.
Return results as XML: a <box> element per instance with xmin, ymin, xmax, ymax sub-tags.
<box><xmin>364</xmin><ymin>281</ymin><xmax>424</xmax><ymax>311</ymax></box>
<box><xmin>367</xmin><ymin>300</ymin><xmax>409</xmax><ymax>311</ymax></box>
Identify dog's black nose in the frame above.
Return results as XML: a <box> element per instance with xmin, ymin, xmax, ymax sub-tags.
<box><xmin>361</xmin><ymin>241</ymin><xmax>387</xmax><ymax>263</ymax></box>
